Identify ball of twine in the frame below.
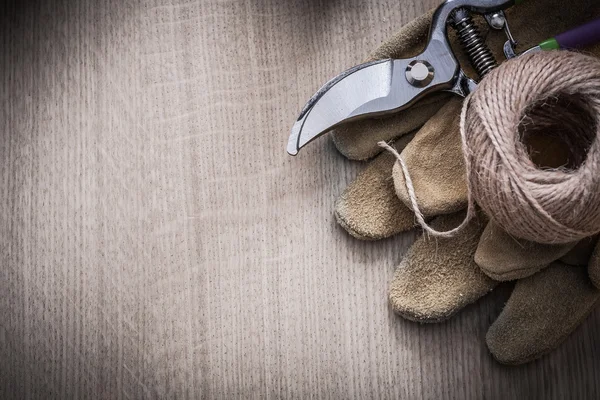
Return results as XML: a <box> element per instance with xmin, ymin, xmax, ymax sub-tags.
<box><xmin>381</xmin><ymin>50</ymin><xmax>600</xmax><ymax>244</ymax></box>
<box><xmin>464</xmin><ymin>51</ymin><xmax>600</xmax><ymax>244</ymax></box>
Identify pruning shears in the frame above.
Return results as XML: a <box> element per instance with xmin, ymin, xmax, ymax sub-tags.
<box><xmin>287</xmin><ymin>0</ymin><xmax>600</xmax><ymax>156</ymax></box>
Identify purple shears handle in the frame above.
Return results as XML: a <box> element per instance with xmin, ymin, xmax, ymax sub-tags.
<box><xmin>553</xmin><ymin>17</ymin><xmax>600</xmax><ymax>50</ymax></box>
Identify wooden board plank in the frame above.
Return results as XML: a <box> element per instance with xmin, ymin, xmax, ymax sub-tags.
<box><xmin>1</xmin><ymin>0</ymin><xmax>599</xmax><ymax>398</ymax></box>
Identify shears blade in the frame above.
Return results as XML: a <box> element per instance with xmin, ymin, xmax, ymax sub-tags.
<box><xmin>287</xmin><ymin>59</ymin><xmax>394</xmax><ymax>156</ymax></box>
<box><xmin>287</xmin><ymin>39</ymin><xmax>459</xmax><ymax>156</ymax></box>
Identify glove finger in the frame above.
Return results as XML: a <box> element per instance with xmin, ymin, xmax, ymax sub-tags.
<box><xmin>486</xmin><ymin>262</ymin><xmax>600</xmax><ymax>365</ymax></box>
<box><xmin>588</xmin><ymin>239</ymin><xmax>600</xmax><ymax>289</ymax></box>
<box><xmin>389</xmin><ymin>210</ymin><xmax>497</xmax><ymax>322</ymax></box>
<box><xmin>335</xmin><ymin>134</ymin><xmax>416</xmax><ymax>240</ymax></box>
<box><xmin>475</xmin><ymin>220</ymin><xmax>577</xmax><ymax>281</ymax></box>
<box><xmin>393</xmin><ymin>98</ymin><xmax>467</xmax><ymax>216</ymax></box>
<box><xmin>331</xmin><ymin>9</ymin><xmax>451</xmax><ymax>161</ymax></box>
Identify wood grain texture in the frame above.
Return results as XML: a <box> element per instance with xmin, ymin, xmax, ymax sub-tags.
<box><xmin>1</xmin><ymin>0</ymin><xmax>599</xmax><ymax>398</ymax></box>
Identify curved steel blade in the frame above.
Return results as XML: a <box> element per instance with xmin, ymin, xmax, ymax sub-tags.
<box><xmin>287</xmin><ymin>59</ymin><xmax>392</xmax><ymax>156</ymax></box>
<box><xmin>287</xmin><ymin>40</ymin><xmax>459</xmax><ymax>156</ymax></box>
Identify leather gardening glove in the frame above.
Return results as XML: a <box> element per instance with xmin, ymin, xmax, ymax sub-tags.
<box><xmin>331</xmin><ymin>0</ymin><xmax>600</xmax><ymax>364</ymax></box>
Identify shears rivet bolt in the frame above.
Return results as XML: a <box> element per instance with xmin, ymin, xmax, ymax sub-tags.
<box><xmin>489</xmin><ymin>12</ymin><xmax>506</xmax><ymax>29</ymax></box>
<box><xmin>405</xmin><ymin>60</ymin><xmax>435</xmax><ymax>88</ymax></box>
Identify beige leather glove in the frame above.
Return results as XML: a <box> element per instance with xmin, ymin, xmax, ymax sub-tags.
<box><xmin>332</xmin><ymin>0</ymin><xmax>600</xmax><ymax>365</ymax></box>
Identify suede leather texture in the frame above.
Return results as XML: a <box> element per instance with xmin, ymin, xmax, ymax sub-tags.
<box><xmin>475</xmin><ymin>222</ymin><xmax>576</xmax><ymax>281</ymax></box>
<box><xmin>392</xmin><ymin>98</ymin><xmax>467</xmax><ymax>217</ymax></box>
<box><xmin>486</xmin><ymin>262</ymin><xmax>600</xmax><ymax>365</ymax></box>
<box><xmin>334</xmin><ymin>134</ymin><xmax>416</xmax><ymax>240</ymax></box>
<box><xmin>389</xmin><ymin>212</ymin><xmax>497</xmax><ymax>322</ymax></box>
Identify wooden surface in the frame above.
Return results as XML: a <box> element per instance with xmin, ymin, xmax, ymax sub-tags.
<box><xmin>1</xmin><ymin>0</ymin><xmax>600</xmax><ymax>398</ymax></box>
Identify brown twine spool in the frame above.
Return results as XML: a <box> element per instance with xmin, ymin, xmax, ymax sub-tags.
<box><xmin>382</xmin><ymin>50</ymin><xmax>600</xmax><ymax>244</ymax></box>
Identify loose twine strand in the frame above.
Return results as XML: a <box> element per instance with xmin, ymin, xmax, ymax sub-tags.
<box><xmin>380</xmin><ymin>51</ymin><xmax>600</xmax><ymax>244</ymax></box>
